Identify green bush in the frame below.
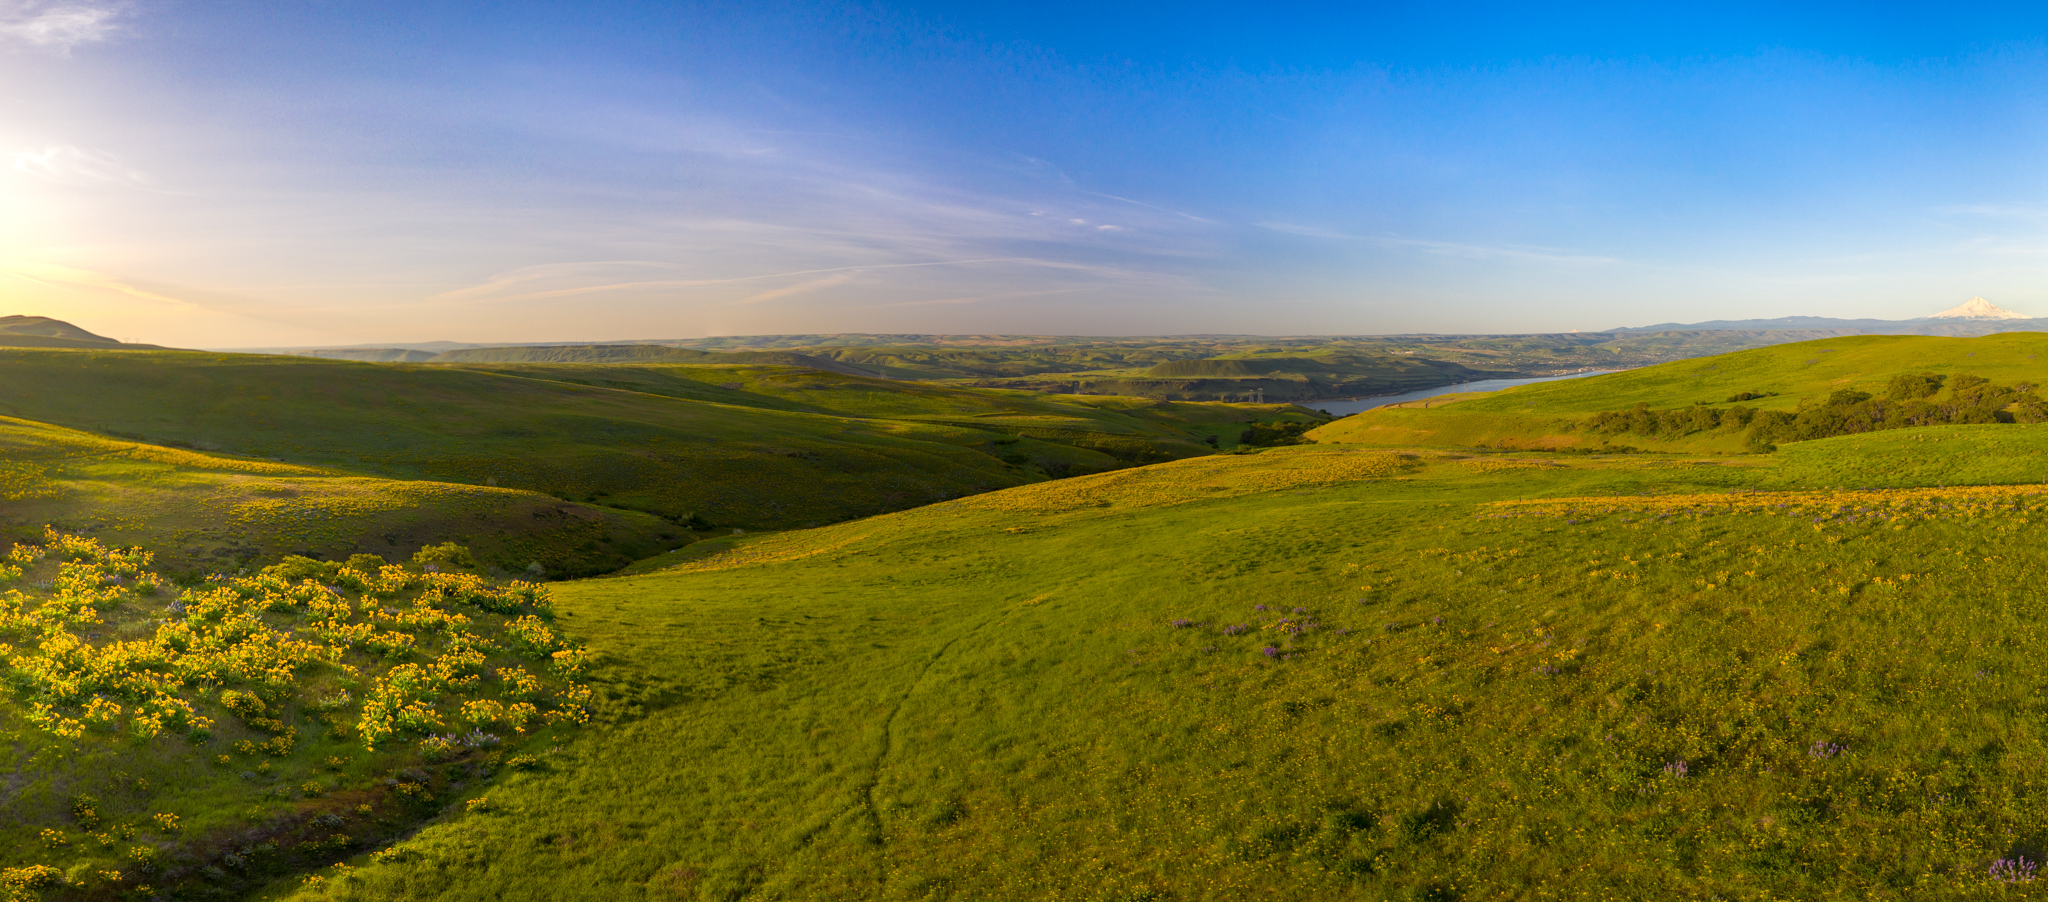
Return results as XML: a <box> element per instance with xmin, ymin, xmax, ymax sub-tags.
<box><xmin>413</xmin><ymin>542</ymin><xmax>478</xmax><ymax>571</ymax></box>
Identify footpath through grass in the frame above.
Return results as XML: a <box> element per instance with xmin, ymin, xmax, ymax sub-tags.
<box><xmin>255</xmin><ymin>443</ymin><xmax>2048</xmax><ymax>901</ymax></box>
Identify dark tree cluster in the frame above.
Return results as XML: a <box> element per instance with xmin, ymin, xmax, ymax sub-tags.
<box><xmin>1579</xmin><ymin>373</ymin><xmax>2048</xmax><ymax>452</ymax></box>
<box><xmin>1238</xmin><ymin>421</ymin><xmax>1315</xmax><ymax>447</ymax></box>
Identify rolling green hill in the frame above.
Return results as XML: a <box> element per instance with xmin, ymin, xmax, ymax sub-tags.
<box><xmin>0</xmin><ymin>349</ymin><xmax>1301</xmax><ymax>533</ymax></box>
<box><xmin>1312</xmin><ymin>332</ymin><xmax>2048</xmax><ymax>452</ymax></box>
<box><xmin>13</xmin><ymin>335</ymin><xmax>2048</xmax><ymax>900</ymax></box>
<box><xmin>420</xmin><ymin>345</ymin><xmax>879</xmax><ymax>376</ymax></box>
<box><xmin>0</xmin><ymin>316</ymin><xmax>165</xmax><ymax>350</ymax></box>
<box><xmin>438</xmin><ymin>361</ymin><xmax>1297</xmax><ymax>455</ymax></box>
<box><xmin>156</xmin><ymin>433</ymin><xmax>2043</xmax><ymax>902</ymax></box>
<box><xmin>0</xmin><ymin>415</ymin><xmax>677</xmax><ymax>576</ymax></box>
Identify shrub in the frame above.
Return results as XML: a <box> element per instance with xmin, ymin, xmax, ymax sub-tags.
<box><xmin>71</xmin><ymin>795</ymin><xmax>99</xmax><ymax>829</ymax></box>
<box><xmin>1238</xmin><ymin>421</ymin><xmax>1313</xmax><ymax>447</ymax></box>
<box><xmin>262</xmin><ymin>555</ymin><xmax>338</xmax><ymax>582</ymax></box>
<box><xmin>413</xmin><ymin>542</ymin><xmax>478</xmax><ymax>571</ymax></box>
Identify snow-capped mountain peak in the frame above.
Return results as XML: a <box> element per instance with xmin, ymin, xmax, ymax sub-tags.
<box><xmin>1928</xmin><ymin>297</ymin><xmax>2028</xmax><ymax>319</ymax></box>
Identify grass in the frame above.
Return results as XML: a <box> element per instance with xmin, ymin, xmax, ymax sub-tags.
<box><xmin>441</xmin><ymin>360</ymin><xmax>1284</xmax><ymax>454</ymax></box>
<box><xmin>199</xmin><ymin>435</ymin><xmax>2048</xmax><ymax>901</ymax></box>
<box><xmin>0</xmin><ymin>416</ymin><xmax>679</xmax><ymax>577</ymax></box>
<box><xmin>0</xmin><ymin>349</ymin><xmax>1294</xmax><ymax>532</ymax></box>
<box><xmin>7</xmin><ymin>336</ymin><xmax>2048</xmax><ymax>899</ymax></box>
<box><xmin>1314</xmin><ymin>331</ymin><xmax>2048</xmax><ymax>452</ymax></box>
<box><xmin>1763</xmin><ymin>424</ymin><xmax>2048</xmax><ymax>489</ymax></box>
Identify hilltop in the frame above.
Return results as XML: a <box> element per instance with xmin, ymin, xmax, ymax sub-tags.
<box><xmin>0</xmin><ymin>315</ymin><xmax>165</xmax><ymax>350</ymax></box>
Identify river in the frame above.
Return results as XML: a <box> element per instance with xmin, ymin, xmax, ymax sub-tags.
<box><xmin>1308</xmin><ymin>370</ymin><xmax>1624</xmax><ymax>416</ymax></box>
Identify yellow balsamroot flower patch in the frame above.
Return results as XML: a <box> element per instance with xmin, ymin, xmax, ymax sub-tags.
<box><xmin>0</xmin><ymin>528</ymin><xmax>592</xmax><ymax>757</ymax></box>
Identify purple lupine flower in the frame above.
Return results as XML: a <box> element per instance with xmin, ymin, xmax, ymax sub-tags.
<box><xmin>1663</xmin><ymin>760</ymin><xmax>1689</xmax><ymax>777</ymax></box>
<box><xmin>1990</xmin><ymin>857</ymin><xmax>2039</xmax><ymax>883</ymax></box>
<box><xmin>1222</xmin><ymin>624</ymin><xmax>1249</xmax><ymax>635</ymax></box>
<box><xmin>1169</xmin><ymin>618</ymin><xmax>1194</xmax><ymax>629</ymax></box>
<box><xmin>1808</xmin><ymin>740</ymin><xmax>1843</xmax><ymax>760</ymax></box>
<box><xmin>1254</xmin><ymin>604</ymin><xmax>1268</xmax><ymax>612</ymax></box>
<box><xmin>1261</xmin><ymin>646</ymin><xmax>1280</xmax><ymax>658</ymax></box>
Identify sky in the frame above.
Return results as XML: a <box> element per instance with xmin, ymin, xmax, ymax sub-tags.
<box><xmin>10</xmin><ymin>2</ymin><xmax>2048</xmax><ymax>347</ymax></box>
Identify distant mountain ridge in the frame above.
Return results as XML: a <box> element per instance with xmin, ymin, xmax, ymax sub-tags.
<box><xmin>1611</xmin><ymin>298</ymin><xmax>2046</xmax><ymax>336</ymax></box>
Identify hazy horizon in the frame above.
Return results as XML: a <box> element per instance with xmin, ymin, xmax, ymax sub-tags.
<box><xmin>12</xmin><ymin>3</ymin><xmax>2048</xmax><ymax>347</ymax></box>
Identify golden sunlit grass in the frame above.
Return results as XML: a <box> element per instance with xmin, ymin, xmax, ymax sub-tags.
<box><xmin>256</xmin><ymin>437</ymin><xmax>2048</xmax><ymax>901</ymax></box>
<box><xmin>962</xmin><ymin>446</ymin><xmax>1408</xmax><ymax>513</ymax></box>
<box><xmin>0</xmin><ymin>415</ymin><xmax>678</xmax><ymax>576</ymax></box>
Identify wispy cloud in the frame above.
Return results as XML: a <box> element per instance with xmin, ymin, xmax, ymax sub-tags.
<box><xmin>1255</xmin><ymin>221</ymin><xmax>1619</xmax><ymax>265</ymax></box>
<box><xmin>2</xmin><ymin>262</ymin><xmax>196</xmax><ymax>309</ymax></box>
<box><xmin>858</xmin><ymin>287</ymin><xmax>1091</xmax><ymax>309</ymax></box>
<box><xmin>427</xmin><ymin>258</ymin><xmax>1099</xmax><ymax>307</ymax></box>
<box><xmin>1008</xmin><ymin>154</ymin><xmax>1217</xmax><ymax>224</ymax></box>
<box><xmin>0</xmin><ymin>2</ymin><xmax>117</xmax><ymax>52</ymax></box>
<box><xmin>740</xmin><ymin>271</ymin><xmax>856</xmax><ymax>304</ymax></box>
<box><xmin>9</xmin><ymin>144</ymin><xmax>157</xmax><ymax>189</ymax></box>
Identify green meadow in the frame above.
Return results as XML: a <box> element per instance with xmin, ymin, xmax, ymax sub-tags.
<box><xmin>0</xmin><ymin>349</ymin><xmax>1295</xmax><ymax>535</ymax></box>
<box><xmin>1316</xmin><ymin>332</ymin><xmax>2048</xmax><ymax>453</ymax></box>
<box><xmin>0</xmin><ymin>416</ymin><xmax>676</xmax><ymax>577</ymax></box>
<box><xmin>259</xmin><ymin>440</ymin><xmax>2048</xmax><ymax>901</ymax></box>
<box><xmin>5</xmin><ymin>333</ymin><xmax>2048</xmax><ymax>900</ymax></box>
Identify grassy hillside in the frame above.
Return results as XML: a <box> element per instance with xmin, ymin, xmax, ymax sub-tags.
<box><xmin>1763</xmin><ymin>424</ymin><xmax>2048</xmax><ymax>488</ymax></box>
<box><xmin>89</xmin><ymin>435</ymin><xmax>2016</xmax><ymax>901</ymax></box>
<box><xmin>409</xmin><ymin>342</ymin><xmax>1494</xmax><ymax>402</ymax></box>
<box><xmin>14</xmin><ymin>335</ymin><xmax>2048</xmax><ymax>899</ymax></box>
<box><xmin>421</xmin><ymin>345</ymin><xmax>878</xmax><ymax>376</ymax></box>
<box><xmin>1313</xmin><ymin>332</ymin><xmax>2048</xmax><ymax>452</ymax></box>
<box><xmin>0</xmin><ymin>316</ymin><xmax>165</xmax><ymax>351</ymax></box>
<box><xmin>442</xmin><ymin>361</ymin><xmax>1293</xmax><ymax>455</ymax></box>
<box><xmin>0</xmin><ymin>415</ymin><xmax>679</xmax><ymax>576</ymax></box>
<box><xmin>0</xmin><ymin>349</ymin><xmax>1285</xmax><ymax>532</ymax></box>
<box><xmin>973</xmin><ymin>349</ymin><xmax>1492</xmax><ymax>402</ymax></box>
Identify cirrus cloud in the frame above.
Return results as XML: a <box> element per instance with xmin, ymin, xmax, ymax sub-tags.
<box><xmin>0</xmin><ymin>1</ymin><xmax>118</xmax><ymax>52</ymax></box>
<box><xmin>9</xmin><ymin>144</ymin><xmax>151</xmax><ymax>188</ymax></box>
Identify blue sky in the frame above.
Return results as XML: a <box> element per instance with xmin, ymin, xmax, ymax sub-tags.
<box><xmin>7</xmin><ymin>2</ymin><xmax>2048</xmax><ymax>346</ymax></box>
